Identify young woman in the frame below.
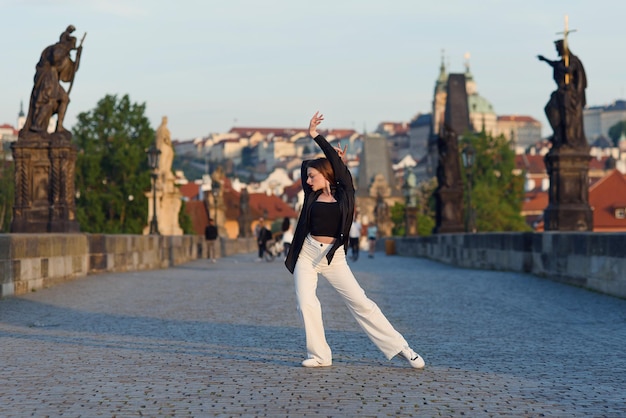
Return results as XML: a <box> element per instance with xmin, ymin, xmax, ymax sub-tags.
<box><xmin>285</xmin><ymin>111</ymin><xmax>425</xmax><ymax>369</ymax></box>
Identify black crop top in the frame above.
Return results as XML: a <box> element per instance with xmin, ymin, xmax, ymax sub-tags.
<box><xmin>309</xmin><ymin>201</ymin><xmax>341</xmax><ymax>237</ymax></box>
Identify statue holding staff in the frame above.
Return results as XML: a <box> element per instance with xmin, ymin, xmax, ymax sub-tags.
<box><xmin>21</xmin><ymin>25</ymin><xmax>86</xmax><ymax>139</ymax></box>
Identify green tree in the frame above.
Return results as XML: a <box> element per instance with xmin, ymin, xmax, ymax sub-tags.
<box><xmin>390</xmin><ymin>202</ymin><xmax>405</xmax><ymax>236</ymax></box>
<box><xmin>463</xmin><ymin>131</ymin><xmax>529</xmax><ymax>232</ymax></box>
<box><xmin>72</xmin><ymin>94</ymin><xmax>154</xmax><ymax>233</ymax></box>
<box><xmin>178</xmin><ymin>200</ymin><xmax>194</xmax><ymax>234</ymax></box>
<box><xmin>608</xmin><ymin>120</ymin><xmax>626</xmax><ymax>146</ymax></box>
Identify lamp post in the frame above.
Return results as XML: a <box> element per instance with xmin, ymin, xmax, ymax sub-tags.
<box><xmin>146</xmin><ymin>145</ymin><xmax>161</xmax><ymax>235</ymax></box>
<box><xmin>461</xmin><ymin>143</ymin><xmax>476</xmax><ymax>233</ymax></box>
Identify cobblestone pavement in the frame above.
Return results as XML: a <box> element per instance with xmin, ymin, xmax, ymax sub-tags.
<box><xmin>1</xmin><ymin>250</ymin><xmax>625</xmax><ymax>417</ymax></box>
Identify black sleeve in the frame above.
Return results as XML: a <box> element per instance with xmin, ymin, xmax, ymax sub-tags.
<box><xmin>312</xmin><ymin>135</ymin><xmax>354</xmax><ymax>193</ymax></box>
<box><xmin>301</xmin><ymin>160</ymin><xmax>312</xmax><ymax>195</ymax></box>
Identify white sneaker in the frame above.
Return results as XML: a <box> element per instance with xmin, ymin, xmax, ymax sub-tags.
<box><xmin>399</xmin><ymin>346</ymin><xmax>425</xmax><ymax>369</ymax></box>
<box><xmin>301</xmin><ymin>358</ymin><xmax>332</xmax><ymax>368</ymax></box>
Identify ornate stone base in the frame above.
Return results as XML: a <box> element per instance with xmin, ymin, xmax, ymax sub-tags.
<box><xmin>10</xmin><ymin>133</ymin><xmax>80</xmax><ymax>233</ymax></box>
<box><xmin>143</xmin><ymin>178</ymin><xmax>183</xmax><ymax>236</ymax></box>
<box><xmin>543</xmin><ymin>147</ymin><xmax>593</xmax><ymax>231</ymax></box>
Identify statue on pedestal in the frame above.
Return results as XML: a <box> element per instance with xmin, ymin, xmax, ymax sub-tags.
<box><xmin>537</xmin><ymin>16</ymin><xmax>593</xmax><ymax>231</ymax></box>
<box><xmin>538</xmin><ymin>39</ymin><xmax>587</xmax><ymax>150</ymax></box>
<box><xmin>11</xmin><ymin>26</ymin><xmax>85</xmax><ymax>233</ymax></box>
<box><xmin>155</xmin><ymin>116</ymin><xmax>174</xmax><ymax>184</ymax></box>
<box><xmin>143</xmin><ymin>116</ymin><xmax>183</xmax><ymax>235</ymax></box>
<box><xmin>21</xmin><ymin>25</ymin><xmax>85</xmax><ymax>140</ymax></box>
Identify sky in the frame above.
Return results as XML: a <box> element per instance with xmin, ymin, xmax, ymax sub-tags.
<box><xmin>1</xmin><ymin>0</ymin><xmax>625</xmax><ymax>141</ymax></box>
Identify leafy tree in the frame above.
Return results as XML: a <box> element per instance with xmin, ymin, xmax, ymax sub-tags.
<box><xmin>72</xmin><ymin>94</ymin><xmax>154</xmax><ymax>233</ymax></box>
<box><xmin>608</xmin><ymin>120</ymin><xmax>626</xmax><ymax>146</ymax></box>
<box><xmin>178</xmin><ymin>200</ymin><xmax>194</xmax><ymax>234</ymax></box>
<box><xmin>390</xmin><ymin>202</ymin><xmax>405</xmax><ymax>236</ymax></box>
<box><xmin>462</xmin><ymin>131</ymin><xmax>529</xmax><ymax>232</ymax></box>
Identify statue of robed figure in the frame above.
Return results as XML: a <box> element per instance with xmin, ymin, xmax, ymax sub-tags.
<box><xmin>11</xmin><ymin>26</ymin><xmax>85</xmax><ymax>233</ymax></box>
<box><xmin>538</xmin><ymin>16</ymin><xmax>593</xmax><ymax>231</ymax></box>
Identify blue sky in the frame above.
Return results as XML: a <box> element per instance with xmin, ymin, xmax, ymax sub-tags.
<box><xmin>1</xmin><ymin>0</ymin><xmax>624</xmax><ymax>140</ymax></box>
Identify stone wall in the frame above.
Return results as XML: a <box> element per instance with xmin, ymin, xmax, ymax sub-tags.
<box><xmin>385</xmin><ymin>232</ymin><xmax>626</xmax><ymax>299</ymax></box>
<box><xmin>0</xmin><ymin>234</ymin><xmax>256</xmax><ymax>297</ymax></box>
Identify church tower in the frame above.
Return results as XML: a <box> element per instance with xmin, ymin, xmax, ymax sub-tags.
<box><xmin>431</xmin><ymin>50</ymin><xmax>448</xmax><ymax>137</ymax></box>
<box><xmin>17</xmin><ymin>101</ymin><xmax>26</xmax><ymax>131</ymax></box>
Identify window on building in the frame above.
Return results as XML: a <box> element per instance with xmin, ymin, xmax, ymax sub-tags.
<box><xmin>615</xmin><ymin>208</ymin><xmax>626</xmax><ymax>219</ymax></box>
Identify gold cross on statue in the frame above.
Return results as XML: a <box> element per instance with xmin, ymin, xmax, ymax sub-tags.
<box><xmin>556</xmin><ymin>15</ymin><xmax>577</xmax><ymax>84</ymax></box>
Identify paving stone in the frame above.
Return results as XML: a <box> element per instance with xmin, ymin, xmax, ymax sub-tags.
<box><xmin>1</xmin><ymin>252</ymin><xmax>625</xmax><ymax>417</ymax></box>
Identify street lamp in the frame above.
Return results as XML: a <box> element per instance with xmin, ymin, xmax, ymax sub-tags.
<box><xmin>461</xmin><ymin>143</ymin><xmax>476</xmax><ymax>233</ymax></box>
<box><xmin>146</xmin><ymin>145</ymin><xmax>161</xmax><ymax>235</ymax></box>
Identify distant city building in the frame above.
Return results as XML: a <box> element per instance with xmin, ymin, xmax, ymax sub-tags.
<box><xmin>584</xmin><ymin>99</ymin><xmax>626</xmax><ymax>142</ymax></box>
<box><xmin>495</xmin><ymin>115</ymin><xmax>542</xmax><ymax>150</ymax></box>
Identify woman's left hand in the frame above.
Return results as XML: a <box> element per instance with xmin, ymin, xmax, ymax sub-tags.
<box><xmin>333</xmin><ymin>144</ymin><xmax>348</xmax><ymax>163</ymax></box>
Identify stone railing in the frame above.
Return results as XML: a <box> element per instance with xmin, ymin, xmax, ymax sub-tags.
<box><xmin>0</xmin><ymin>234</ymin><xmax>256</xmax><ymax>297</ymax></box>
<box><xmin>384</xmin><ymin>232</ymin><xmax>626</xmax><ymax>299</ymax></box>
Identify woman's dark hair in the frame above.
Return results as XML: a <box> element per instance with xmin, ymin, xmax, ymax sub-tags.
<box><xmin>307</xmin><ymin>158</ymin><xmax>335</xmax><ymax>184</ymax></box>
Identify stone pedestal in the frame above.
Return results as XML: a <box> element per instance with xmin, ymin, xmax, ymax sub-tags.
<box><xmin>143</xmin><ymin>178</ymin><xmax>183</xmax><ymax>236</ymax></box>
<box><xmin>406</xmin><ymin>206</ymin><xmax>418</xmax><ymax>236</ymax></box>
<box><xmin>543</xmin><ymin>147</ymin><xmax>593</xmax><ymax>231</ymax></box>
<box><xmin>433</xmin><ymin>187</ymin><xmax>464</xmax><ymax>233</ymax></box>
<box><xmin>10</xmin><ymin>134</ymin><xmax>80</xmax><ymax>233</ymax></box>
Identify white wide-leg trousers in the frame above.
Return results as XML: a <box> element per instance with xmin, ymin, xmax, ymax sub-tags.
<box><xmin>293</xmin><ymin>234</ymin><xmax>408</xmax><ymax>363</ymax></box>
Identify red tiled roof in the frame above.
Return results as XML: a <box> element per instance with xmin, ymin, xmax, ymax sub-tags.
<box><xmin>283</xmin><ymin>181</ymin><xmax>302</xmax><ymax>201</ymax></box>
<box><xmin>497</xmin><ymin>115</ymin><xmax>539</xmax><ymax>123</ymax></box>
<box><xmin>515</xmin><ymin>154</ymin><xmax>546</xmax><ymax>174</ymax></box>
<box><xmin>184</xmin><ymin>200</ymin><xmax>209</xmax><ymax>236</ymax></box>
<box><xmin>221</xmin><ymin>189</ymin><xmax>298</xmax><ymax>222</ymax></box>
<box><xmin>328</xmin><ymin>129</ymin><xmax>358</xmax><ymax>138</ymax></box>
<box><xmin>529</xmin><ymin>170</ymin><xmax>626</xmax><ymax>232</ymax></box>
<box><xmin>229</xmin><ymin>127</ymin><xmax>307</xmax><ymax>136</ymax></box>
<box><xmin>248</xmin><ymin>193</ymin><xmax>298</xmax><ymax>220</ymax></box>
<box><xmin>589</xmin><ymin>169</ymin><xmax>626</xmax><ymax>231</ymax></box>
<box><xmin>522</xmin><ymin>191</ymin><xmax>548</xmax><ymax>213</ymax></box>
<box><xmin>179</xmin><ymin>182</ymin><xmax>200</xmax><ymax>200</ymax></box>
<box><xmin>588</xmin><ymin>156</ymin><xmax>610</xmax><ymax>170</ymax></box>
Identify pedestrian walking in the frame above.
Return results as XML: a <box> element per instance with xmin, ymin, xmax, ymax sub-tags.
<box><xmin>255</xmin><ymin>218</ymin><xmax>272</xmax><ymax>261</ymax></box>
<box><xmin>281</xmin><ymin>218</ymin><xmax>294</xmax><ymax>260</ymax></box>
<box><xmin>284</xmin><ymin>111</ymin><xmax>425</xmax><ymax>369</ymax></box>
<box><xmin>349</xmin><ymin>216</ymin><xmax>362</xmax><ymax>261</ymax></box>
<box><xmin>204</xmin><ymin>218</ymin><xmax>218</xmax><ymax>263</ymax></box>
<box><xmin>367</xmin><ymin>224</ymin><xmax>378</xmax><ymax>259</ymax></box>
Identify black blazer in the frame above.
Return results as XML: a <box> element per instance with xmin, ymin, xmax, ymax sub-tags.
<box><xmin>285</xmin><ymin>134</ymin><xmax>355</xmax><ymax>274</ymax></box>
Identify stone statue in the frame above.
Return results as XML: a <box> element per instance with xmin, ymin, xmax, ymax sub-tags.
<box><xmin>238</xmin><ymin>187</ymin><xmax>252</xmax><ymax>238</ymax></box>
<box><xmin>436</xmin><ymin>123</ymin><xmax>462</xmax><ymax>189</ymax></box>
<box><xmin>21</xmin><ymin>25</ymin><xmax>85</xmax><ymax>140</ymax></box>
<box><xmin>538</xmin><ymin>39</ymin><xmax>587</xmax><ymax>149</ymax></box>
<box><xmin>155</xmin><ymin>116</ymin><xmax>174</xmax><ymax>183</ymax></box>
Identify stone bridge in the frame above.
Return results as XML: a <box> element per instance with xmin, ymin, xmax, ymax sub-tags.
<box><xmin>1</xmin><ymin>248</ymin><xmax>624</xmax><ymax>416</ymax></box>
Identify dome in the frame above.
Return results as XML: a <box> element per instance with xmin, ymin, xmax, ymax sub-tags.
<box><xmin>468</xmin><ymin>93</ymin><xmax>495</xmax><ymax>115</ymax></box>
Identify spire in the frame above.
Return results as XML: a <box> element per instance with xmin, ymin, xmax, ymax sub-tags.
<box><xmin>438</xmin><ymin>49</ymin><xmax>447</xmax><ymax>83</ymax></box>
<box><xmin>435</xmin><ymin>49</ymin><xmax>448</xmax><ymax>93</ymax></box>
<box><xmin>464</xmin><ymin>52</ymin><xmax>477</xmax><ymax>95</ymax></box>
<box><xmin>463</xmin><ymin>52</ymin><xmax>473</xmax><ymax>80</ymax></box>
<box><xmin>17</xmin><ymin>100</ymin><xmax>26</xmax><ymax>130</ymax></box>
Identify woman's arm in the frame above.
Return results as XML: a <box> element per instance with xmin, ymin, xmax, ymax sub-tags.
<box><xmin>309</xmin><ymin>112</ymin><xmax>344</xmax><ymax>172</ymax></box>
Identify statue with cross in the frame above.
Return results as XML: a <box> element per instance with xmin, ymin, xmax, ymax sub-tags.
<box><xmin>537</xmin><ymin>15</ymin><xmax>588</xmax><ymax>149</ymax></box>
